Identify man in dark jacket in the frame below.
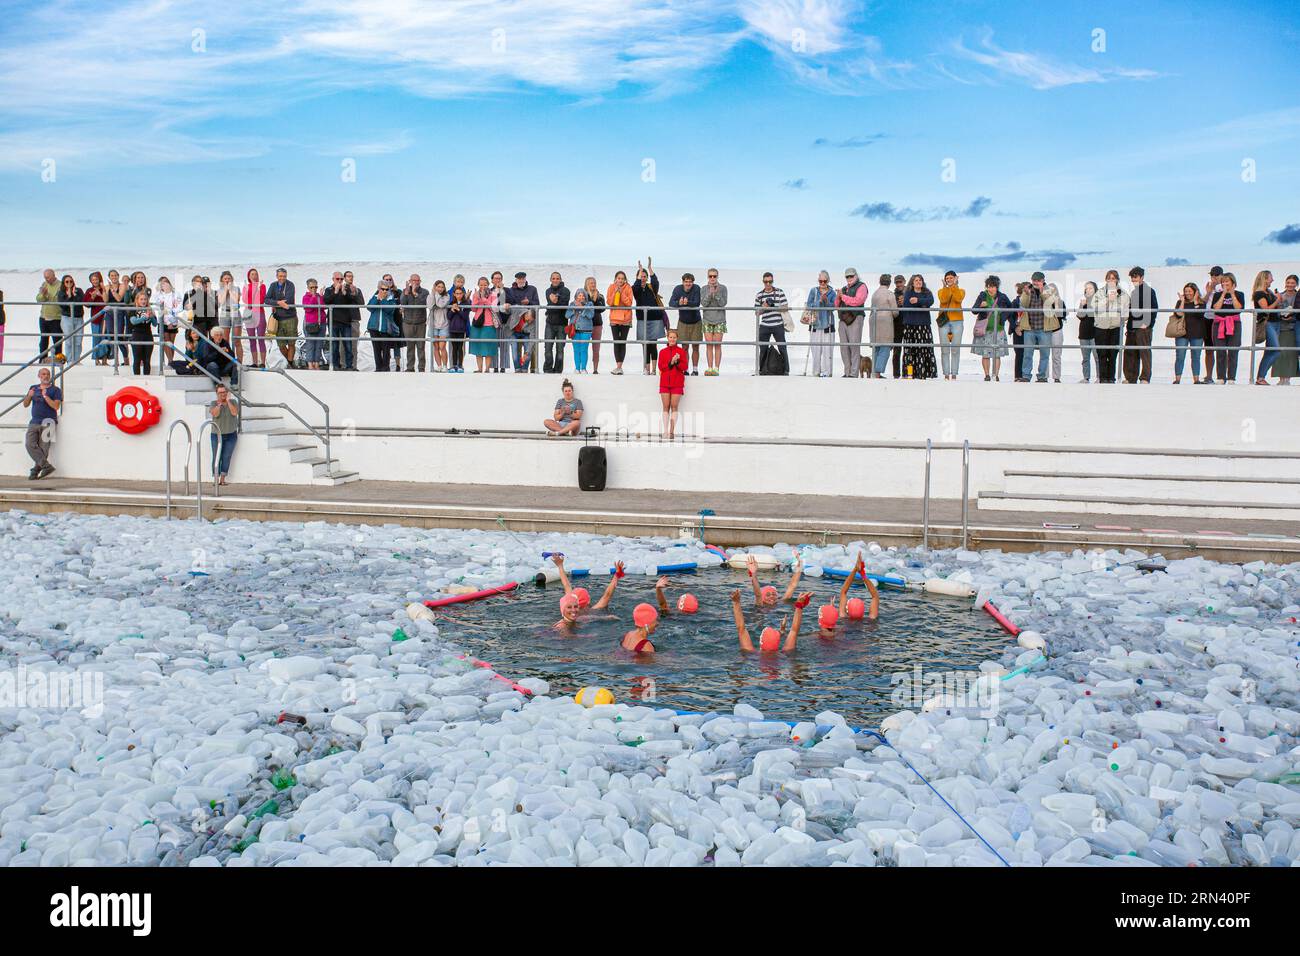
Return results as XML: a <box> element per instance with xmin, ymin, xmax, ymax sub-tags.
<box><xmin>669</xmin><ymin>273</ymin><xmax>703</xmax><ymax>375</ymax></box>
<box><xmin>542</xmin><ymin>272</ymin><xmax>571</xmax><ymax>373</ymax></box>
<box><xmin>505</xmin><ymin>272</ymin><xmax>539</xmax><ymax>373</ymax></box>
<box><xmin>197</xmin><ymin>326</ymin><xmax>240</xmax><ymax>384</ymax></box>
<box><xmin>1124</xmin><ymin>265</ymin><xmax>1157</xmax><ymax>384</ymax></box>
<box><xmin>266</xmin><ymin>267</ymin><xmax>297</xmax><ymax>365</ymax></box>
<box><xmin>184</xmin><ymin>275</ymin><xmax>220</xmax><ymax>340</ymax></box>
<box><xmin>323</xmin><ymin>271</ymin><xmax>364</xmax><ymax>370</ymax></box>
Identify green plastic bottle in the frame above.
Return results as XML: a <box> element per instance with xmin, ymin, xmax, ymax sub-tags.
<box><xmin>251</xmin><ymin>799</ymin><xmax>279</xmax><ymax>819</ymax></box>
<box><xmin>392</xmin><ymin>627</ymin><xmax>409</xmax><ymax>642</ymax></box>
<box><xmin>271</xmin><ymin>769</ymin><xmax>296</xmax><ymax>791</ymax></box>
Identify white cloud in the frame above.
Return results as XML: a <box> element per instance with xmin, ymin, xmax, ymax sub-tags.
<box><xmin>949</xmin><ymin>28</ymin><xmax>1158</xmax><ymax>89</ymax></box>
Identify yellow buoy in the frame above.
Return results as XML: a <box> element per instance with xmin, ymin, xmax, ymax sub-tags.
<box><xmin>575</xmin><ymin>687</ymin><xmax>615</xmax><ymax>707</ymax></box>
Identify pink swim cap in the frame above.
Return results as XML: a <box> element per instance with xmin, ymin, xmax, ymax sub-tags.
<box><xmin>817</xmin><ymin>604</ymin><xmax>839</xmax><ymax>629</ymax></box>
<box><xmin>559</xmin><ymin>594</ymin><xmax>580</xmax><ymax>614</ymax></box>
<box><xmin>573</xmin><ymin>586</ymin><xmax>591</xmax><ymax>608</ymax></box>
<box><xmin>758</xmin><ymin>626</ymin><xmax>781</xmax><ymax>652</ymax></box>
<box><xmin>760</xmin><ymin>585</ymin><xmax>778</xmax><ymax>603</ymax></box>
<box><xmin>846</xmin><ymin>597</ymin><xmax>866</xmax><ymax>620</ymax></box>
<box><xmin>677</xmin><ymin>593</ymin><xmax>699</xmax><ymax>613</ymax></box>
<box><xmin>633</xmin><ymin>603</ymin><xmax>658</xmax><ymax>628</ymax></box>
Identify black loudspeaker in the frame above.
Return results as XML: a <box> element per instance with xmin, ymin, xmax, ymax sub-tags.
<box><xmin>578</xmin><ymin>446</ymin><xmax>607</xmax><ymax>491</ymax></box>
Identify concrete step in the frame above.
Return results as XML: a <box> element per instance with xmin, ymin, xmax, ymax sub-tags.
<box><xmin>1001</xmin><ymin>471</ymin><xmax>1300</xmax><ymax>504</ymax></box>
<box><xmin>312</xmin><ymin>470</ymin><xmax>360</xmax><ymax>486</ymax></box>
<box><xmin>978</xmin><ymin>490</ymin><xmax>1300</xmax><ymax>522</ymax></box>
<box><xmin>286</xmin><ymin>443</ymin><xmax>323</xmax><ymax>463</ymax></box>
<box><xmin>307</xmin><ymin>458</ymin><xmax>343</xmax><ymax>477</ymax></box>
<box><xmin>239</xmin><ymin>414</ymin><xmax>286</xmax><ymax>434</ymax></box>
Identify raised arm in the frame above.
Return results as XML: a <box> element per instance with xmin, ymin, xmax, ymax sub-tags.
<box><xmin>785</xmin><ymin>593</ymin><xmax>812</xmax><ymax>652</ymax></box>
<box><xmin>838</xmin><ymin>553</ymin><xmax>864</xmax><ymax>617</ymax></box>
<box><xmin>781</xmin><ymin>554</ymin><xmax>803</xmax><ymax>602</ymax></box>
<box><xmin>731</xmin><ymin>590</ymin><xmax>753</xmax><ymax>652</ymax></box>
<box><xmin>856</xmin><ymin>562</ymin><xmax>880</xmax><ymax>620</ymax></box>
<box><xmin>592</xmin><ymin>560</ymin><xmax>623</xmax><ymax>610</ymax></box>
<box><xmin>654</xmin><ymin>576</ymin><xmax>670</xmax><ymax>615</ymax></box>
<box><xmin>746</xmin><ymin>555</ymin><xmax>764</xmax><ymax>605</ymax></box>
<box><xmin>550</xmin><ymin>553</ymin><xmax>574</xmax><ymax>597</ymax></box>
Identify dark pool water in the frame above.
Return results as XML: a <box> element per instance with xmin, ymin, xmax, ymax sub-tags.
<box><xmin>430</xmin><ymin>569</ymin><xmax>1010</xmax><ymax>726</ymax></box>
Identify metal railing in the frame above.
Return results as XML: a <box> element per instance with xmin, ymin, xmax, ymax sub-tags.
<box><xmin>164</xmin><ymin>419</ymin><xmax>200</xmax><ymax>519</ymax></box>
<box><xmin>921</xmin><ymin>438</ymin><xmax>932</xmax><ymax>550</ymax></box>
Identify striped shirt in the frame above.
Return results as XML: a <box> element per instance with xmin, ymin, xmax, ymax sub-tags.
<box><xmin>754</xmin><ymin>287</ymin><xmax>788</xmax><ymax>327</ymax></box>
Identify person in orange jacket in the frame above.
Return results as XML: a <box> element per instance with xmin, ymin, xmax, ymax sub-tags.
<box><xmin>606</xmin><ymin>271</ymin><xmax>635</xmax><ymax>375</ymax></box>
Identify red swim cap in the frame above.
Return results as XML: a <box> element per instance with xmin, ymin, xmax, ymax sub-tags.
<box><xmin>818</xmin><ymin>604</ymin><xmax>839</xmax><ymax>629</ymax></box>
<box><xmin>573</xmin><ymin>586</ymin><xmax>591</xmax><ymax>608</ymax></box>
<box><xmin>676</xmin><ymin>593</ymin><xmax>699</xmax><ymax>613</ymax></box>
<box><xmin>759</xmin><ymin>626</ymin><xmax>781</xmax><ymax>652</ymax></box>
<box><xmin>633</xmin><ymin>603</ymin><xmax>658</xmax><ymax>628</ymax></box>
<box><xmin>846</xmin><ymin>597</ymin><xmax>866</xmax><ymax>619</ymax></box>
<box><xmin>760</xmin><ymin>585</ymin><xmax>778</xmax><ymax>603</ymax></box>
<box><xmin>559</xmin><ymin>594</ymin><xmax>580</xmax><ymax>614</ymax></box>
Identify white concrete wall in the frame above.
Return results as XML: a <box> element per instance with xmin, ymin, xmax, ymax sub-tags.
<box><xmin>4</xmin><ymin>364</ymin><xmax>1296</xmax><ymax>499</ymax></box>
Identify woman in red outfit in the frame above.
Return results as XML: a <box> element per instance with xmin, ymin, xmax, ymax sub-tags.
<box><xmin>657</xmin><ymin>327</ymin><xmax>687</xmax><ymax>439</ymax></box>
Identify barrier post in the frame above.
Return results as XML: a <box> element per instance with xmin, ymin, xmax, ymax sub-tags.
<box><xmin>922</xmin><ymin>438</ymin><xmax>932</xmax><ymax>550</ymax></box>
<box><xmin>961</xmin><ymin>439</ymin><xmax>970</xmax><ymax>550</ymax></box>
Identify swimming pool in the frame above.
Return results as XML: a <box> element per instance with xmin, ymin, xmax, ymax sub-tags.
<box><xmin>430</xmin><ymin>568</ymin><xmax>1010</xmax><ymax>726</ymax></box>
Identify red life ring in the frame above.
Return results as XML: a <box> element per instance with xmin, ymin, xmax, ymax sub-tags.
<box><xmin>105</xmin><ymin>386</ymin><xmax>162</xmax><ymax>434</ymax></box>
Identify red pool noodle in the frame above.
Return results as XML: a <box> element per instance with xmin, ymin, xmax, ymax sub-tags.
<box><xmin>423</xmin><ymin>581</ymin><xmax>519</xmax><ymax>609</ymax></box>
<box><xmin>983</xmin><ymin>600</ymin><xmax>1020</xmax><ymax>636</ymax></box>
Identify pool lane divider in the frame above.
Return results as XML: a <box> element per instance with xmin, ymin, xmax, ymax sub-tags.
<box><xmin>821</xmin><ymin>568</ymin><xmax>909</xmax><ymax>589</ymax></box>
<box><xmin>422</xmin><ymin>582</ymin><xmax>519</xmax><ymax>608</ymax></box>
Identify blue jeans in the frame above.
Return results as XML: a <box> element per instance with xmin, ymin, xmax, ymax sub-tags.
<box><xmin>330</xmin><ymin>324</ymin><xmax>353</xmax><ymax>369</ymax></box>
<box><xmin>302</xmin><ymin>324</ymin><xmax>325</xmax><ymax>364</ymax></box>
<box><xmin>572</xmin><ymin>331</ymin><xmax>591</xmax><ymax>371</ymax></box>
<box><xmin>1021</xmin><ymin>329</ymin><xmax>1051</xmax><ymax>380</ymax></box>
<box><xmin>1174</xmin><ymin>336</ymin><xmax>1204</xmax><ymax>378</ymax></box>
<box><xmin>91</xmin><ymin>323</ymin><xmax>109</xmax><ymax>360</ymax></box>
<box><xmin>939</xmin><ymin>320</ymin><xmax>963</xmax><ymax>376</ymax></box>
<box><xmin>61</xmin><ymin>316</ymin><xmax>84</xmax><ymax>363</ymax></box>
<box><xmin>1079</xmin><ymin>338</ymin><xmax>1095</xmax><ymax>380</ymax></box>
<box><xmin>513</xmin><ymin>331</ymin><xmax>533</xmax><ymax>371</ymax></box>
<box><xmin>872</xmin><ymin>345</ymin><xmax>892</xmax><ymax>375</ymax></box>
<box><xmin>1256</xmin><ymin>319</ymin><xmax>1282</xmax><ymax>379</ymax></box>
<box><xmin>210</xmin><ymin>431</ymin><xmax>237</xmax><ymax>478</ymax></box>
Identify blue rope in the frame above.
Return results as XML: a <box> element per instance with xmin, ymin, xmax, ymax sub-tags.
<box><xmin>859</xmin><ymin>730</ymin><xmax>1012</xmax><ymax>867</ymax></box>
<box><xmin>671</xmin><ymin>708</ymin><xmax>1012</xmax><ymax>867</ymax></box>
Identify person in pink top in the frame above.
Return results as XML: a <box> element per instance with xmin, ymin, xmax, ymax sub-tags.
<box><xmin>242</xmin><ymin>268</ymin><xmax>267</xmax><ymax>368</ymax></box>
<box><xmin>837</xmin><ymin>267</ymin><xmax>870</xmax><ymax>377</ymax></box>
<box><xmin>468</xmin><ymin>276</ymin><xmax>498</xmax><ymax>373</ymax></box>
<box><xmin>302</xmin><ymin>278</ymin><xmax>326</xmax><ymax>370</ymax></box>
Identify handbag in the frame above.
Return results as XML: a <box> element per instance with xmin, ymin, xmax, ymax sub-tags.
<box><xmin>799</xmin><ymin>309</ymin><xmax>816</xmax><ymax>325</ymax></box>
<box><xmin>565</xmin><ymin>322</ymin><xmax>576</xmax><ymax>338</ymax></box>
<box><xmin>1164</xmin><ymin>311</ymin><xmax>1185</xmax><ymax>339</ymax></box>
<box><xmin>782</xmin><ymin>309</ymin><xmax>794</xmax><ymax>333</ymax></box>
<box><xmin>266</xmin><ymin>315</ymin><xmax>279</xmax><ymax>337</ymax></box>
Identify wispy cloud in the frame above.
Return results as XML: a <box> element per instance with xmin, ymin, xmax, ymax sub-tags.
<box><xmin>1263</xmin><ymin>224</ymin><xmax>1300</xmax><ymax>244</ymax></box>
<box><xmin>901</xmin><ymin>242</ymin><xmax>1108</xmax><ymax>273</ymax></box>
<box><xmin>851</xmin><ymin>196</ymin><xmax>993</xmax><ymax>222</ymax></box>
<box><xmin>782</xmin><ymin>178</ymin><xmax>809</xmax><ymax>190</ymax></box>
<box><xmin>813</xmin><ymin>134</ymin><xmax>887</xmax><ymax>148</ymax></box>
<box><xmin>948</xmin><ymin>27</ymin><xmax>1159</xmax><ymax>90</ymax></box>
<box><xmin>1165</xmin><ymin>257</ymin><xmax>1191</xmax><ymax>266</ymax></box>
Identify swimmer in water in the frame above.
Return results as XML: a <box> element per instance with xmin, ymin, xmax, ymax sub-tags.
<box><xmin>731</xmin><ymin>589</ymin><xmax>810</xmax><ymax>653</ymax></box>
<box><xmin>813</xmin><ymin>552</ymin><xmax>880</xmax><ymax>634</ymax></box>
<box><xmin>747</xmin><ymin>554</ymin><xmax>801</xmax><ymax>607</ymax></box>
<box><xmin>552</xmin><ymin>555</ymin><xmax>625</xmax><ymax>631</ymax></box>
<box><xmin>842</xmin><ymin>553</ymin><xmax>880</xmax><ymax>623</ymax></box>
<box><xmin>618</xmin><ymin>598</ymin><xmax>660</xmax><ymax>658</ymax></box>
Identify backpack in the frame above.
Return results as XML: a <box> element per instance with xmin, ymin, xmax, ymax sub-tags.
<box><xmin>759</xmin><ymin>344</ymin><xmax>788</xmax><ymax>376</ymax></box>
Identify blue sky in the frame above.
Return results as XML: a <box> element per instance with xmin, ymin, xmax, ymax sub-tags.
<box><xmin>1</xmin><ymin>0</ymin><xmax>1298</xmax><ymax>271</ymax></box>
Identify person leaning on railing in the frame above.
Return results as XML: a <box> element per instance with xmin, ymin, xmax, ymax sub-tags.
<box><xmin>1089</xmin><ymin>270</ymin><xmax>1128</xmax><ymax>384</ymax></box>
<box><xmin>1169</xmin><ymin>282</ymin><xmax>1206</xmax><ymax>384</ymax></box>
<box><xmin>56</xmin><ymin>274</ymin><xmax>85</xmax><ymax>365</ymax></box>
<box><xmin>970</xmin><ymin>275</ymin><xmax>1012</xmax><ymax>382</ymax></box>
<box><xmin>837</xmin><ymin>268</ymin><xmax>867</xmax><ymax>378</ymax></box>
<box><xmin>1273</xmin><ymin>274</ymin><xmax>1298</xmax><ymax>385</ymax></box>
<box><xmin>868</xmin><ymin>273</ymin><xmax>897</xmax><ymax>379</ymax></box>
<box><xmin>1208</xmin><ymin>272</ymin><xmax>1244</xmax><ymax>383</ymax></box>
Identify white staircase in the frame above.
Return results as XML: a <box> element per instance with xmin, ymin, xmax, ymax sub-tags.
<box><xmin>162</xmin><ymin>376</ymin><xmax>358</xmax><ymax>486</ymax></box>
<box><xmin>977</xmin><ymin>450</ymin><xmax>1300</xmax><ymax>523</ymax></box>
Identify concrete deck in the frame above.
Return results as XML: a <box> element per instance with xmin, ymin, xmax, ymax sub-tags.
<box><xmin>3</xmin><ymin>475</ymin><xmax>1298</xmax><ymax>562</ymax></box>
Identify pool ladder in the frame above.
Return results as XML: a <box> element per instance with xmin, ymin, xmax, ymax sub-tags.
<box><xmin>165</xmin><ymin>419</ymin><xmax>218</xmax><ymax>520</ymax></box>
<box><xmin>920</xmin><ymin>438</ymin><xmax>970</xmax><ymax>551</ymax></box>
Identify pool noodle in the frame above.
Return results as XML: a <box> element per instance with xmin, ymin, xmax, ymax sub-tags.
<box><xmin>423</xmin><ymin>582</ymin><xmax>519</xmax><ymax>608</ymax></box>
<box><xmin>821</xmin><ymin>568</ymin><xmax>908</xmax><ymax>589</ymax></box>
<box><xmin>982</xmin><ymin>600</ymin><xmax>1020</xmax><ymax>636</ymax></box>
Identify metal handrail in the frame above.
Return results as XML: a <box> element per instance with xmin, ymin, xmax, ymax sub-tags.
<box><xmin>195</xmin><ymin>419</ymin><xmax>218</xmax><ymax>508</ymax></box>
<box><xmin>921</xmin><ymin>438</ymin><xmax>932</xmax><ymax>550</ymax></box>
<box><xmin>242</xmin><ymin>367</ymin><xmax>331</xmax><ymax>470</ymax></box>
<box><xmin>164</xmin><ymin>419</ymin><xmax>196</xmax><ymax>519</ymax></box>
<box><xmin>0</xmin><ymin>315</ymin><xmax>97</xmax><ymax>420</ymax></box>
